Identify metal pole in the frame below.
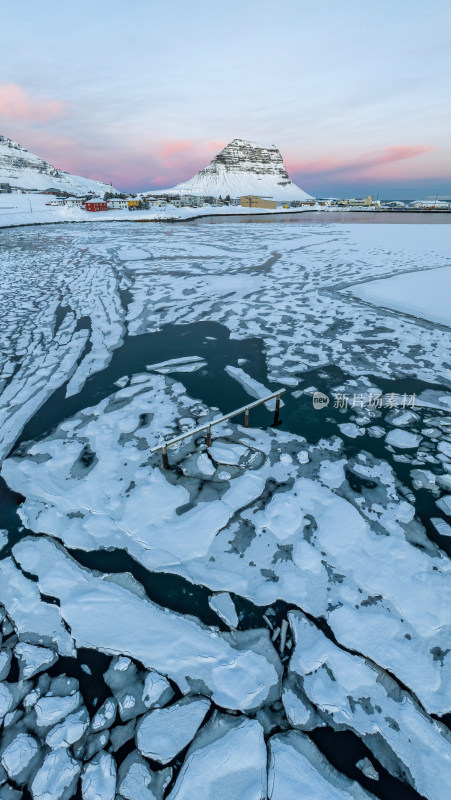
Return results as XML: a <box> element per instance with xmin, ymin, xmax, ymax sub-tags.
<box><xmin>244</xmin><ymin>408</ymin><xmax>249</xmax><ymax>428</ymax></box>
<box><xmin>273</xmin><ymin>394</ymin><xmax>281</xmax><ymax>427</ymax></box>
<box><xmin>162</xmin><ymin>446</ymin><xmax>170</xmax><ymax>470</ymax></box>
<box><xmin>206</xmin><ymin>426</ymin><xmax>212</xmax><ymax>447</ymax></box>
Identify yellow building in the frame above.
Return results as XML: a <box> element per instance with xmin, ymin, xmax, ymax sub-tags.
<box><xmin>344</xmin><ymin>195</ymin><xmax>374</xmax><ymax>207</ymax></box>
<box><xmin>240</xmin><ymin>195</ymin><xmax>277</xmax><ymax>210</ymax></box>
<box><xmin>127</xmin><ymin>199</ymin><xmax>140</xmax><ymax>208</ymax></box>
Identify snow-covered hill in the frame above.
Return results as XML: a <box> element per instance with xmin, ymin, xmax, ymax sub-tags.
<box><xmin>154</xmin><ymin>138</ymin><xmax>313</xmax><ymax>201</ymax></box>
<box><xmin>0</xmin><ymin>135</ymin><xmax>117</xmax><ymax>195</ymax></box>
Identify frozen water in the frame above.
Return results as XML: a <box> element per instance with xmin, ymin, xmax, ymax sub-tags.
<box><xmin>14</xmin><ymin>643</ymin><xmax>58</xmax><ymax>680</ymax></box>
<box><xmin>385</xmin><ymin>429</ymin><xmax>422</xmax><ymax>449</ymax></box>
<box><xmin>2</xmin><ymin>222</ymin><xmax>451</xmax><ymax>798</ymax></box>
<box><xmin>288</xmin><ymin>611</ymin><xmax>451</xmax><ymax>799</ymax></box>
<box><xmin>81</xmin><ymin>751</ymin><xmax>116</xmax><ymax>800</ymax></box>
<box><xmin>268</xmin><ymin>731</ymin><xmax>376</xmax><ymax>799</ymax></box>
<box><xmin>167</xmin><ymin>713</ymin><xmax>267</xmax><ymax>800</ymax></box>
<box><xmin>13</xmin><ymin>537</ymin><xmax>281</xmax><ymax>712</ymax></box>
<box><xmin>30</xmin><ymin>748</ymin><xmax>80</xmax><ymax>800</ymax></box>
<box><xmin>208</xmin><ymin>592</ymin><xmax>239</xmax><ymax>628</ymax></box>
<box><xmin>0</xmin><ymin>559</ymin><xmax>75</xmax><ymax>656</ymax></box>
<box><xmin>0</xmin><ymin>733</ymin><xmax>40</xmax><ymax>783</ymax></box>
<box><xmin>136</xmin><ymin>696</ymin><xmax>210</xmax><ymax>764</ymax></box>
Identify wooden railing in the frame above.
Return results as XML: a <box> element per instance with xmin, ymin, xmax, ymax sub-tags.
<box><xmin>151</xmin><ymin>389</ymin><xmax>286</xmax><ymax>469</ymax></box>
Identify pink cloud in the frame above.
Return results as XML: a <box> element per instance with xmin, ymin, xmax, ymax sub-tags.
<box><xmin>0</xmin><ymin>83</ymin><xmax>65</xmax><ymax>123</ymax></box>
<box><xmin>287</xmin><ymin>145</ymin><xmax>435</xmax><ymax>181</ymax></box>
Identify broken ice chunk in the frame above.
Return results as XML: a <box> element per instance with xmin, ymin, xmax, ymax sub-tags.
<box><xmin>34</xmin><ymin>691</ymin><xmax>82</xmax><ymax>730</ymax></box>
<box><xmin>436</xmin><ymin>494</ymin><xmax>451</xmax><ymax>516</ymax></box>
<box><xmin>268</xmin><ymin>730</ymin><xmax>375</xmax><ymax>799</ymax></box>
<box><xmin>118</xmin><ymin>752</ymin><xmax>172</xmax><ymax>800</ymax></box>
<box><xmin>81</xmin><ymin>751</ymin><xmax>116</xmax><ymax>800</ymax></box>
<box><xmin>45</xmin><ymin>706</ymin><xmax>89</xmax><ymax>749</ymax></box>
<box><xmin>431</xmin><ymin>517</ymin><xmax>451</xmax><ymax>537</ymax></box>
<box><xmin>0</xmin><ymin>558</ymin><xmax>75</xmax><ymax>657</ymax></box>
<box><xmin>338</xmin><ymin>423</ymin><xmax>365</xmax><ymax>439</ymax></box>
<box><xmin>14</xmin><ymin>643</ymin><xmax>58</xmax><ymax>680</ymax></box>
<box><xmin>91</xmin><ymin>698</ymin><xmax>117</xmax><ymax>732</ymax></box>
<box><xmin>0</xmin><ymin>683</ymin><xmax>13</xmax><ymax>719</ymax></box>
<box><xmin>167</xmin><ymin>713</ymin><xmax>266</xmax><ymax>800</ymax></box>
<box><xmin>142</xmin><ymin>671</ymin><xmax>174</xmax><ymax>709</ymax></box>
<box><xmin>136</xmin><ymin>696</ymin><xmax>210</xmax><ymax>764</ymax></box>
<box><xmin>0</xmin><ymin>733</ymin><xmax>40</xmax><ymax>784</ymax></box>
<box><xmin>30</xmin><ymin>748</ymin><xmax>80</xmax><ymax>800</ymax></box>
<box><xmin>208</xmin><ymin>592</ymin><xmax>239</xmax><ymax>628</ymax></box>
<box><xmin>385</xmin><ymin>429</ymin><xmax>421</xmax><ymax>449</ymax></box>
<box><xmin>356</xmin><ymin>757</ymin><xmax>379</xmax><ymax>781</ymax></box>
<box><xmin>224</xmin><ymin>365</ymin><xmax>284</xmax><ymax>411</ymax></box>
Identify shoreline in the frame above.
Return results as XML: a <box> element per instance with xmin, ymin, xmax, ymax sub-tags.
<box><xmin>1</xmin><ymin>204</ymin><xmax>451</xmax><ymax>231</ymax></box>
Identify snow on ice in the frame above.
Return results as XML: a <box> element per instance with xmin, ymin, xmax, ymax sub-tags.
<box><xmin>1</xmin><ymin>220</ymin><xmax>451</xmax><ymax>799</ymax></box>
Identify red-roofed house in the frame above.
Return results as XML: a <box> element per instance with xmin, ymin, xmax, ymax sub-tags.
<box><xmin>84</xmin><ymin>198</ymin><xmax>108</xmax><ymax>212</ymax></box>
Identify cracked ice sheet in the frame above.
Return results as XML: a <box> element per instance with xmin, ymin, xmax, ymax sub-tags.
<box><xmin>12</xmin><ymin>536</ymin><xmax>281</xmax><ymax>712</ymax></box>
<box><xmin>118</xmin><ymin>222</ymin><xmax>451</xmax><ymax>386</ymax></box>
<box><xmin>0</xmin><ymin>557</ymin><xmax>75</xmax><ymax>656</ymax></box>
<box><xmin>4</xmin><ymin>374</ymin><xmax>451</xmax><ymax>716</ymax></box>
<box><xmin>288</xmin><ymin>612</ymin><xmax>451</xmax><ymax>800</ymax></box>
<box><xmin>0</xmin><ymin>228</ymin><xmax>124</xmax><ymax>460</ymax></box>
<box><xmin>1</xmin><ymin>222</ymin><xmax>451</xmax><ymax>463</ymax></box>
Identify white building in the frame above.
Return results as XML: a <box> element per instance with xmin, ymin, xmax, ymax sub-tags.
<box><xmin>108</xmin><ymin>198</ymin><xmax>129</xmax><ymax>209</ymax></box>
<box><xmin>63</xmin><ymin>198</ymin><xmax>83</xmax><ymax>207</ymax></box>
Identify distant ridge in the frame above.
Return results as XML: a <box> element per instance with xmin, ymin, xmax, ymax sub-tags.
<box><xmin>151</xmin><ymin>138</ymin><xmax>313</xmax><ymax>201</ymax></box>
<box><xmin>0</xmin><ymin>135</ymin><xmax>117</xmax><ymax>195</ymax></box>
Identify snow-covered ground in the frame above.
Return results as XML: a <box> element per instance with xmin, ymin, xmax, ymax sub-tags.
<box><xmin>0</xmin><ymin>220</ymin><xmax>451</xmax><ymax>798</ymax></box>
<box><xmin>0</xmin><ymin>191</ymin><xmax>313</xmax><ymax>228</ymax></box>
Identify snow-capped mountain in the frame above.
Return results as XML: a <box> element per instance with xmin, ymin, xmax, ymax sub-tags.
<box><xmin>0</xmin><ymin>135</ymin><xmax>116</xmax><ymax>195</ymax></box>
<box><xmin>154</xmin><ymin>138</ymin><xmax>313</xmax><ymax>200</ymax></box>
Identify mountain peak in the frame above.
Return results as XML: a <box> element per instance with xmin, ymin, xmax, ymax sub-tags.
<box><xmin>0</xmin><ymin>134</ymin><xmax>116</xmax><ymax>194</ymax></box>
<box><xmin>156</xmin><ymin>138</ymin><xmax>313</xmax><ymax>201</ymax></box>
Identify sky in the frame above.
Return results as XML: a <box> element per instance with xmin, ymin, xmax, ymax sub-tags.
<box><xmin>0</xmin><ymin>0</ymin><xmax>450</xmax><ymax>199</ymax></box>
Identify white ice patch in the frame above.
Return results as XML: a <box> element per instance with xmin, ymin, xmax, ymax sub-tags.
<box><xmin>288</xmin><ymin>611</ymin><xmax>451</xmax><ymax>800</ymax></box>
<box><xmin>268</xmin><ymin>731</ymin><xmax>375</xmax><ymax>799</ymax></box>
<box><xmin>147</xmin><ymin>356</ymin><xmax>206</xmax><ymax>374</ymax></box>
<box><xmin>225</xmin><ymin>365</ymin><xmax>283</xmax><ymax>410</ymax></box>
<box><xmin>0</xmin><ymin>558</ymin><xmax>75</xmax><ymax>656</ymax></box>
<box><xmin>81</xmin><ymin>751</ymin><xmax>116</xmax><ymax>800</ymax></box>
<box><xmin>351</xmin><ymin>265</ymin><xmax>451</xmax><ymax>327</ymax></box>
<box><xmin>385</xmin><ymin>429</ymin><xmax>422</xmax><ymax>449</ymax></box>
<box><xmin>136</xmin><ymin>697</ymin><xmax>210</xmax><ymax>764</ymax></box>
<box><xmin>13</xmin><ymin>537</ymin><xmax>281</xmax><ymax>712</ymax></box>
<box><xmin>167</xmin><ymin>713</ymin><xmax>267</xmax><ymax>800</ymax></box>
<box><xmin>31</xmin><ymin>748</ymin><xmax>81</xmax><ymax>800</ymax></box>
<box><xmin>209</xmin><ymin>592</ymin><xmax>239</xmax><ymax>628</ymax></box>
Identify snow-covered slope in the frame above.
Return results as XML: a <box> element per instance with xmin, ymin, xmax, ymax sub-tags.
<box><xmin>153</xmin><ymin>138</ymin><xmax>313</xmax><ymax>200</ymax></box>
<box><xmin>0</xmin><ymin>135</ymin><xmax>117</xmax><ymax>195</ymax></box>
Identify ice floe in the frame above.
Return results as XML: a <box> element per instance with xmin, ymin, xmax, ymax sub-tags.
<box><xmin>12</xmin><ymin>537</ymin><xmax>281</xmax><ymax>712</ymax></box>
<box><xmin>288</xmin><ymin>611</ymin><xmax>451</xmax><ymax>799</ymax></box>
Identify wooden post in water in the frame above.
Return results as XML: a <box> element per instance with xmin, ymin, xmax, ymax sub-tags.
<box><xmin>206</xmin><ymin>426</ymin><xmax>212</xmax><ymax>447</ymax></box>
<box><xmin>273</xmin><ymin>394</ymin><xmax>281</xmax><ymax>427</ymax></box>
<box><xmin>244</xmin><ymin>408</ymin><xmax>249</xmax><ymax>428</ymax></box>
<box><xmin>162</xmin><ymin>445</ymin><xmax>170</xmax><ymax>470</ymax></box>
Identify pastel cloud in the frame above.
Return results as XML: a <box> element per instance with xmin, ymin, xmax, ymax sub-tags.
<box><xmin>288</xmin><ymin>145</ymin><xmax>435</xmax><ymax>182</ymax></box>
<box><xmin>0</xmin><ymin>83</ymin><xmax>66</xmax><ymax>123</ymax></box>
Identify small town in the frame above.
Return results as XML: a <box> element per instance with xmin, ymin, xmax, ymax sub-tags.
<box><xmin>2</xmin><ymin>181</ymin><xmax>449</xmax><ymax>212</ymax></box>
